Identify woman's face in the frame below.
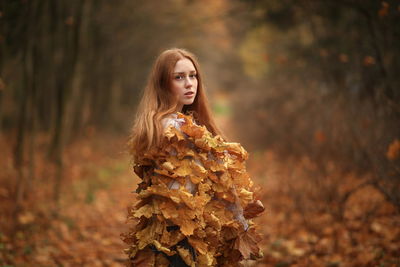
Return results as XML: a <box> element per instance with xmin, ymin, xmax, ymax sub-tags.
<box><xmin>170</xmin><ymin>58</ymin><xmax>198</xmax><ymax>112</ymax></box>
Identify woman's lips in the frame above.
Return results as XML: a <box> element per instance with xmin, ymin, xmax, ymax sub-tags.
<box><xmin>185</xmin><ymin>92</ymin><xmax>194</xmax><ymax>97</ymax></box>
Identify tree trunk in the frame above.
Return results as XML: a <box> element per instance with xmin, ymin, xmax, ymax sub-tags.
<box><xmin>13</xmin><ymin>0</ymin><xmax>35</xmax><ymax>231</ymax></box>
<box><xmin>47</xmin><ymin>0</ymin><xmax>84</xmax><ymax>205</ymax></box>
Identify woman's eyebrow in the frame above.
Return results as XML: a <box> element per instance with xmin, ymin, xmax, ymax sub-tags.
<box><xmin>173</xmin><ymin>70</ymin><xmax>197</xmax><ymax>74</ymax></box>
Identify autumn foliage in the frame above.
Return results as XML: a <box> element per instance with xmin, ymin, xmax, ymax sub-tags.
<box><xmin>122</xmin><ymin>112</ymin><xmax>265</xmax><ymax>266</ymax></box>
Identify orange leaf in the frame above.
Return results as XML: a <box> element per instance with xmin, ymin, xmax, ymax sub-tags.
<box><xmin>386</xmin><ymin>139</ymin><xmax>400</xmax><ymax>160</ymax></box>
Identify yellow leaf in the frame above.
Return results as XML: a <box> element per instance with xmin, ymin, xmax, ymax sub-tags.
<box><xmin>18</xmin><ymin>212</ymin><xmax>35</xmax><ymax>225</ymax></box>
<box><xmin>177</xmin><ymin>246</ymin><xmax>196</xmax><ymax>267</ymax></box>
<box><xmin>197</xmin><ymin>252</ymin><xmax>215</xmax><ymax>266</ymax></box>
<box><xmin>161</xmin><ymin>161</ymin><xmax>175</xmax><ymax>172</ymax></box>
<box><xmin>238</xmin><ymin>188</ymin><xmax>253</xmax><ymax>203</ymax></box>
<box><xmin>136</xmin><ymin>220</ymin><xmax>164</xmax><ymax>249</ymax></box>
<box><xmin>152</xmin><ymin>240</ymin><xmax>175</xmax><ymax>256</ymax></box>
<box><xmin>174</xmin><ymin>159</ymin><xmax>193</xmax><ymax>176</ymax></box>
<box><xmin>134</xmin><ymin>204</ymin><xmax>156</xmax><ymax>218</ymax></box>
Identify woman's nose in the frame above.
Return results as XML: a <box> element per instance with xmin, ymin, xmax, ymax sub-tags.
<box><xmin>185</xmin><ymin>77</ymin><xmax>192</xmax><ymax>87</ymax></box>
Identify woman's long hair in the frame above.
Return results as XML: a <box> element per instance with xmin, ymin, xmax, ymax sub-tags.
<box><xmin>128</xmin><ymin>48</ymin><xmax>227</xmax><ymax>158</ymax></box>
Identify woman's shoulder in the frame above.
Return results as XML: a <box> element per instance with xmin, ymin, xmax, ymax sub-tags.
<box><xmin>161</xmin><ymin>113</ymin><xmax>186</xmax><ymax>130</ymax></box>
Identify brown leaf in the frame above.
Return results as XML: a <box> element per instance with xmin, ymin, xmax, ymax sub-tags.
<box><xmin>130</xmin><ymin>247</ymin><xmax>155</xmax><ymax>267</ymax></box>
<box><xmin>234</xmin><ymin>227</ymin><xmax>263</xmax><ymax>259</ymax></box>
<box><xmin>155</xmin><ymin>253</ymin><xmax>170</xmax><ymax>267</ymax></box>
<box><xmin>243</xmin><ymin>200</ymin><xmax>265</xmax><ymax>219</ymax></box>
<box><xmin>188</xmin><ymin>236</ymin><xmax>209</xmax><ymax>255</ymax></box>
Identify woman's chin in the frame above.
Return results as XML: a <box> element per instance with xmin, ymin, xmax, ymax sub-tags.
<box><xmin>182</xmin><ymin>100</ymin><xmax>195</xmax><ymax>106</ymax></box>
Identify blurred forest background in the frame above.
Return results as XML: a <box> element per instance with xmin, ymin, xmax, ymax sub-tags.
<box><xmin>0</xmin><ymin>0</ymin><xmax>399</xmax><ymax>266</ymax></box>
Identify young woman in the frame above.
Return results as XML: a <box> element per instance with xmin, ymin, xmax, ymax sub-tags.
<box><xmin>122</xmin><ymin>48</ymin><xmax>264</xmax><ymax>267</ymax></box>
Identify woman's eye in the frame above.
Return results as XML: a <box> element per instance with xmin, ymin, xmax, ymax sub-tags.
<box><xmin>174</xmin><ymin>74</ymin><xmax>197</xmax><ymax>80</ymax></box>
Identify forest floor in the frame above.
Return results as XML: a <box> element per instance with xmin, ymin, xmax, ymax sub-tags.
<box><xmin>0</xmin><ymin>128</ymin><xmax>399</xmax><ymax>266</ymax></box>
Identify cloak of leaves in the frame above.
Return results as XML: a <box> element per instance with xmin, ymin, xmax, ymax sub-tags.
<box><xmin>122</xmin><ymin>112</ymin><xmax>265</xmax><ymax>266</ymax></box>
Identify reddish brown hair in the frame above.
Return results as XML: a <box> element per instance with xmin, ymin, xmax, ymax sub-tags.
<box><xmin>128</xmin><ymin>48</ymin><xmax>226</xmax><ymax>158</ymax></box>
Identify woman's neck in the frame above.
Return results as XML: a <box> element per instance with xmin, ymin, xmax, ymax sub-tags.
<box><xmin>175</xmin><ymin>103</ymin><xmax>183</xmax><ymax>113</ymax></box>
